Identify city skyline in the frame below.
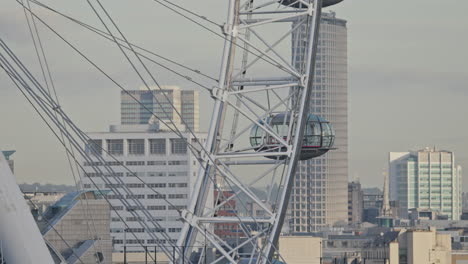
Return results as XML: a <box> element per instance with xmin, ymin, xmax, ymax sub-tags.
<box><xmin>0</xmin><ymin>1</ymin><xmax>467</xmax><ymax>263</ymax></box>
<box><xmin>0</xmin><ymin>0</ymin><xmax>467</xmax><ymax>191</ymax></box>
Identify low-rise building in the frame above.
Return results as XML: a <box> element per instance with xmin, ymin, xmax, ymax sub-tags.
<box><xmin>23</xmin><ymin>191</ymin><xmax>65</xmax><ymax>219</ymax></box>
<box><xmin>362</xmin><ymin>227</ymin><xmax>451</xmax><ymax>264</ymax></box>
<box><xmin>38</xmin><ymin>190</ymin><xmax>112</xmax><ymax>264</ymax></box>
<box><xmin>452</xmin><ymin>251</ymin><xmax>468</xmax><ymax>264</ymax></box>
<box><xmin>278</xmin><ymin>235</ymin><xmax>322</xmax><ymax>264</ymax></box>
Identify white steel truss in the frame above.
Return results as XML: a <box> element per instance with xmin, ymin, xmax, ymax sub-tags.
<box><xmin>177</xmin><ymin>0</ymin><xmax>330</xmax><ymax>263</ymax></box>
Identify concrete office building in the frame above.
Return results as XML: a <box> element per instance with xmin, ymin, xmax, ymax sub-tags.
<box><xmin>389</xmin><ymin>148</ymin><xmax>462</xmax><ymax>220</ymax></box>
<box><xmin>289</xmin><ymin>11</ymin><xmax>348</xmax><ymax>232</ymax></box>
<box><xmin>121</xmin><ymin>86</ymin><xmax>199</xmax><ymax>132</ymax></box>
<box><xmin>348</xmin><ymin>182</ymin><xmax>363</xmax><ymax>225</ymax></box>
<box><xmin>81</xmin><ymin>124</ymin><xmax>206</xmax><ymax>252</ymax></box>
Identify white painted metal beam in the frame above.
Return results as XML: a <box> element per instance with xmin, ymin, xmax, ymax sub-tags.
<box><xmin>0</xmin><ymin>151</ymin><xmax>54</xmax><ymax>264</ymax></box>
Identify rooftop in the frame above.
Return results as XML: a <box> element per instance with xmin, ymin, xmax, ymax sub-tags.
<box><xmin>38</xmin><ymin>190</ymin><xmax>108</xmax><ymax>234</ymax></box>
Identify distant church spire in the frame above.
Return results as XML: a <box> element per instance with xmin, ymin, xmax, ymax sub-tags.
<box><xmin>381</xmin><ymin>170</ymin><xmax>392</xmax><ymax>217</ymax></box>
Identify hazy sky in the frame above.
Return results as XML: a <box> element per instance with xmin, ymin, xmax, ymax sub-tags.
<box><xmin>1</xmin><ymin>0</ymin><xmax>467</xmax><ymax>190</ymax></box>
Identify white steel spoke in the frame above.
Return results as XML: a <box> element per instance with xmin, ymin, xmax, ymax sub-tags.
<box><xmin>226</xmin><ymin>100</ymin><xmax>289</xmax><ymax>147</ymax></box>
<box><xmin>210</xmin><ymin>229</ymin><xmax>268</xmax><ymax>264</ymax></box>
<box><xmin>233</xmin><ymin>19</ymin><xmax>306</xmax><ymax>79</ymax></box>
<box><xmin>203</xmin><ymin>161</ymin><xmax>284</xmax><ymax>217</ymax></box>
<box><xmin>219</xmin><ymin>89</ymin><xmax>298</xmax><ymax>153</ymax></box>
<box><xmin>241</xmin><ymin>0</ymin><xmax>279</xmax><ymax>13</ymax></box>
<box><xmin>249</xmin><ymin>28</ymin><xmax>297</xmax><ymax>72</ymax></box>
<box><xmin>238</xmin><ymin>11</ymin><xmax>308</xmax><ymax>30</ymax></box>
<box><xmin>229</xmin><ymin>82</ymin><xmax>298</xmax><ymax>95</ymax></box>
<box><xmin>215</xmin><ymin>163</ymin><xmax>275</xmax><ymax>216</ymax></box>
<box><xmin>237</xmin><ymin>35</ymin><xmax>301</xmax><ymax>78</ymax></box>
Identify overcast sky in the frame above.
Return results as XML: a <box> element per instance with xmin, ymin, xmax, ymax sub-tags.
<box><xmin>1</xmin><ymin>0</ymin><xmax>467</xmax><ymax>190</ymax></box>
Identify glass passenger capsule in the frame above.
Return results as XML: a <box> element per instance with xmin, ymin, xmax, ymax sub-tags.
<box><xmin>249</xmin><ymin>113</ymin><xmax>335</xmax><ymax>160</ymax></box>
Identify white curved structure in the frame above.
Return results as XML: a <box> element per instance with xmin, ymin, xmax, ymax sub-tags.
<box><xmin>0</xmin><ymin>151</ymin><xmax>54</xmax><ymax>264</ymax></box>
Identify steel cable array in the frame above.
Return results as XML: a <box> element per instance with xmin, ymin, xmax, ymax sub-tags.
<box><xmin>0</xmin><ymin>38</ymin><xmax>186</xmax><ymax>263</ymax></box>
<box><xmin>19</xmin><ymin>0</ymin><xmax>105</xmax><ymax>259</ymax></box>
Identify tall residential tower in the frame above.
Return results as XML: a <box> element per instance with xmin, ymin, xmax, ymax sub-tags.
<box><xmin>289</xmin><ymin>12</ymin><xmax>348</xmax><ymax>232</ymax></box>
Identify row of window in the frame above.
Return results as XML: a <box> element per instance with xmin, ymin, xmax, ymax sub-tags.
<box><xmin>103</xmin><ymin>183</ymin><xmax>188</xmax><ymax>189</ymax></box>
<box><xmin>111</xmin><ymin>216</ymin><xmax>179</xmax><ymax>223</ymax></box>
<box><xmin>111</xmin><ymin>205</ymin><xmax>187</xmax><ymax>211</ymax></box>
<box><xmin>87</xmin><ymin>138</ymin><xmax>188</xmax><ymax>156</ymax></box>
<box><xmin>113</xmin><ymin>239</ymin><xmax>178</xmax><ymax>245</ymax></box>
<box><xmin>418</xmin><ymin>204</ymin><xmax>454</xmax><ymax>209</ymax></box>
<box><xmin>415</xmin><ymin>197</ymin><xmax>453</xmax><ymax>201</ymax></box>
<box><xmin>107</xmin><ymin>194</ymin><xmax>188</xmax><ymax>200</ymax></box>
<box><xmin>83</xmin><ymin>160</ymin><xmax>189</xmax><ymax>167</ymax></box>
<box><xmin>111</xmin><ymin>228</ymin><xmax>166</xmax><ymax>233</ymax></box>
<box><xmin>110</xmin><ymin>226</ymin><xmax>181</xmax><ymax>234</ymax></box>
<box><xmin>83</xmin><ymin>171</ymin><xmax>189</xmax><ymax>179</ymax></box>
<box><xmin>407</xmin><ymin>184</ymin><xmax>453</xmax><ymax>188</ymax></box>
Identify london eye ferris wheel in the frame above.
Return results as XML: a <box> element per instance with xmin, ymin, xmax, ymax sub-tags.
<box><xmin>0</xmin><ymin>0</ymin><xmax>343</xmax><ymax>263</ymax></box>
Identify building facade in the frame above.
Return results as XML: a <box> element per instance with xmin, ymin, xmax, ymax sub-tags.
<box><xmin>121</xmin><ymin>86</ymin><xmax>199</xmax><ymax>132</ymax></box>
<box><xmin>213</xmin><ymin>190</ymin><xmax>239</xmax><ymax>240</ymax></box>
<box><xmin>361</xmin><ymin>228</ymin><xmax>452</xmax><ymax>264</ymax></box>
<box><xmin>289</xmin><ymin>12</ymin><xmax>348</xmax><ymax>232</ymax></box>
<box><xmin>363</xmin><ymin>193</ymin><xmax>383</xmax><ymax>224</ymax></box>
<box><xmin>180</xmin><ymin>90</ymin><xmax>200</xmax><ymax>133</ymax></box>
<box><xmin>278</xmin><ymin>235</ymin><xmax>322</xmax><ymax>264</ymax></box>
<box><xmin>81</xmin><ymin>124</ymin><xmax>206</xmax><ymax>252</ymax></box>
<box><xmin>38</xmin><ymin>191</ymin><xmax>112</xmax><ymax>264</ymax></box>
<box><xmin>348</xmin><ymin>182</ymin><xmax>363</xmax><ymax>225</ymax></box>
<box><xmin>389</xmin><ymin>148</ymin><xmax>462</xmax><ymax>220</ymax></box>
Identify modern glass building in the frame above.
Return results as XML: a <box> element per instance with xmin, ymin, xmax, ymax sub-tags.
<box><xmin>288</xmin><ymin>12</ymin><xmax>348</xmax><ymax>232</ymax></box>
<box><xmin>389</xmin><ymin>148</ymin><xmax>462</xmax><ymax>220</ymax></box>
<box><xmin>121</xmin><ymin>86</ymin><xmax>199</xmax><ymax>132</ymax></box>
